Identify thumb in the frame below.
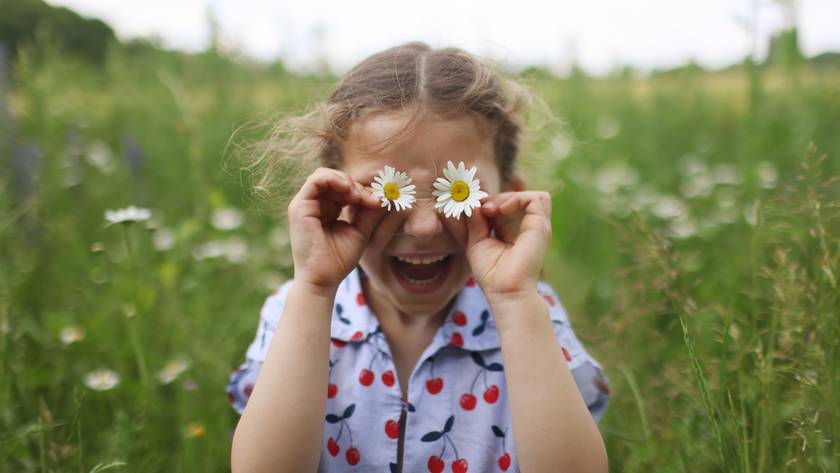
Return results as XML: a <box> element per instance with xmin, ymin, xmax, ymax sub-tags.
<box><xmin>352</xmin><ymin>205</ymin><xmax>387</xmax><ymax>240</ymax></box>
<box><xmin>466</xmin><ymin>205</ymin><xmax>491</xmax><ymax>249</ymax></box>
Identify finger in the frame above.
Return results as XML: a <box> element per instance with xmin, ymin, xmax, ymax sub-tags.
<box><xmin>351</xmin><ymin>204</ymin><xmax>387</xmax><ymax>240</ymax></box>
<box><xmin>467</xmin><ymin>204</ymin><xmax>491</xmax><ymax>247</ymax></box>
<box><xmin>354</xmin><ymin>181</ymin><xmax>385</xmax><ymax>209</ymax></box>
<box><xmin>299</xmin><ymin>168</ymin><xmax>361</xmax><ymax>206</ymax></box>
<box><xmin>498</xmin><ymin>193</ymin><xmax>523</xmax><ymax>215</ymax></box>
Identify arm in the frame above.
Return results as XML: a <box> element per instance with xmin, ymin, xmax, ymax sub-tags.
<box><xmin>231</xmin><ymin>167</ymin><xmax>385</xmax><ymax>473</ymax></box>
<box><xmin>465</xmin><ymin>189</ymin><xmax>608</xmax><ymax>473</ymax></box>
<box><xmin>231</xmin><ymin>281</ymin><xmax>336</xmax><ymax>473</ymax></box>
<box><xmin>490</xmin><ymin>291</ymin><xmax>608</xmax><ymax>473</ymax></box>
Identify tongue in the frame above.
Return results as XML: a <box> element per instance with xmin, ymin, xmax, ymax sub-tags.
<box><xmin>394</xmin><ymin>258</ymin><xmax>447</xmax><ymax>281</ymax></box>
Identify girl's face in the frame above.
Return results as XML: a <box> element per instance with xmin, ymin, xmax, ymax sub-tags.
<box><xmin>340</xmin><ymin>109</ymin><xmax>514</xmax><ymax>318</ymax></box>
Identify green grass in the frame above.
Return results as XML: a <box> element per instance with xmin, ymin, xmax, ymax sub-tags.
<box><xmin>1</xmin><ymin>43</ymin><xmax>838</xmax><ymax>472</ymax></box>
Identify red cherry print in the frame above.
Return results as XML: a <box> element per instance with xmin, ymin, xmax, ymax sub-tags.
<box><xmin>593</xmin><ymin>376</ymin><xmax>611</xmax><ymax>395</ymax></box>
<box><xmin>465</xmin><ymin>277</ymin><xmax>476</xmax><ymax>287</ymax></box>
<box><xmin>351</xmin><ymin>330</ymin><xmax>364</xmax><ymax>341</ymax></box>
<box><xmin>542</xmin><ymin>293</ymin><xmax>556</xmax><ymax>306</ymax></box>
<box><xmin>359</xmin><ymin>369</ymin><xmax>375</xmax><ymax>386</ymax></box>
<box><xmin>381</xmin><ymin>370</ymin><xmax>395</xmax><ymax>387</ymax></box>
<box><xmin>426</xmin><ymin>378</ymin><xmax>443</xmax><ymax>394</ymax></box>
<box><xmin>244</xmin><ymin>383</ymin><xmax>254</xmax><ymax>397</ymax></box>
<box><xmin>427</xmin><ymin>455</ymin><xmax>445</xmax><ymax>473</ymax></box>
<box><xmin>498</xmin><ymin>453</ymin><xmax>511</xmax><ymax>471</ymax></box>
<box><xmin>356</xmin><ymin>292</ymin><xmax>366</xmax><ymax>306</ymax></box>
<box><xmin>450</xmin><ymin>332</ymin><xmax>464</xmax><ymax>347</ymax></box>
<box><xmin>452</xmin><ymin>311</ymin><xmax>467</xmax><ymax>326</ymax></box>
<box><xmin>327</xmin><ymin>437</ymin><xmax>340</xmax><ymax>457</ymax></box>
<box><xmin>385</xmin><ymin>419</ymin><xmax>400</xmax><ymax>439</ymax></box>
<box><xmin>460</xmin><ymin>393</ymin><xmax>477</xmax><ymax>411</ymax></box>
<box><xmin>345</xmin><ymin>447</ymin><xmax>361</xmax><ymax>465</ymax></box>
<box><xmin>327</xmin><ymin>383</ymin><xmax>338</xmax><ymax>398</ymax></box>
<box><xmin>561</xmin><ymin>346</ymin><xmax>572</xmax><ymax>362</ymax></box>
<box><xmin>451</xmin><ymin>458</ymin><xmax>469</xmax><ymax>473</ymax></box>
<box><xmin>331</xmin><ymin>339</ymin><xmax>347</xmax><ymax>348</ymax></box>
<box><xmin>226</xmin><ymin>391</ymin><xmax>235</xmax><ymax>404</ymax></box>
<box><xmin>483</xmin><ymin>385</ymin><xmax>499</xmax><ymax>404</ymax></box>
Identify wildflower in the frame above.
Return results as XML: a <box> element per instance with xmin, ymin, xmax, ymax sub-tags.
<box><xmin>594</xmin><ymin>162</ymin><xmax>639</xmax><ymax>194</ymax></box>
<box><xmin>211</xmin><ymin>207</ymin><xmax>244</xmax><ymax>230</ymax></box>
<box><xmin>757</xmin><ymin>161</ymin><xmax>778</xmax><ymax>189</ymax></box>
<box><xmin>652</xmin><ymin>196</ymin><xmax>686</xmax><ymax>219</ymax></box>
<box><xmin>595</xmin><ymin>116</ymin><xmax>621</xmax><ymax>140</ymax></box>
<box><xmin>186</xmin><ymin>422</ymin><xmax>206</xmax><ymax>438</ymax></box>
<box><xmin>104</xmin><ymin>206</ymin><xmax>151</xmax><ymax>226</ymax></box>
<box><xmin>371</xmin><ymin>165</ymin><xmax>416</xmax><ymax>211</ymax></box>
<box><xmin>60</xmin><ymin>325</ymin><xmax>85</xmax><ymax>345</ymax></box>
<box><xmin>86</xmin><ymin>141</ymin><xmax>116</xmax><ymax>174</ymax></box>
<box><xmin>192</xmin><ymin>238</ymin><xmax>249</xmax><ymax>264</ymax></box>
<box><xmin>433</xmin><ymin>161</ymin><xmax>488</xmax><ymax>220</ymax></box>
<box><xmin>84</xmin><ymin>369</ymin><xmax>120</xmax><ymax>391</ymax></box>
<box><xmin>158</xmin><ymin>358</ymin><xmax>191</xmax><ymax>384</ymax></box>
<box><xmin>153</xmin><ymin>228</ymin><xmax>175</xmax><ymax>251</ymax></box>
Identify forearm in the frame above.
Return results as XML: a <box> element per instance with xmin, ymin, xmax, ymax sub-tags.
<box><xmin>490</xmin><ymin>292</ymin><xmax>608</xmax><ymax>473</ymax></box>
<box><xmin>231</xmin><ymin>281</ymin><xmax>336</xmax><ymax>473</ymax></box>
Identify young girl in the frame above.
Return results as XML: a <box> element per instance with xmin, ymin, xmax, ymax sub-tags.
<box><xmin>226</xmin><ymin>42</ymin><xmax>611</xmax><ymax>473</ymax></box>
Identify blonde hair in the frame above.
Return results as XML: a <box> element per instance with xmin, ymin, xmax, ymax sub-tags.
<box><xmin>238</xmin><ymin>41</ymin><xmax>559</xmax><ymax>212</ymax></box>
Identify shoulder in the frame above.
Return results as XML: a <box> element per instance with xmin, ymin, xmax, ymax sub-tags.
<box><xmin>257</xmin><ymin>279</ymin><xmax>296</xmax><ymax>330</ymax></box>
<box><xmin>534</xmin><ymin>280</ymin><xmax>601</xmax><ymax>370</ymax></box>
<box><xmin>535</xmin><ymin>280</ymin><xmax>611</xmax><ymax>422</ymax></box>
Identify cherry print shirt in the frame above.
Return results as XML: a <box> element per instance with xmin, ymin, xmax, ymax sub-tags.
<box><xmin>227</xmin><ymin>267</ymin><xmax>611</xmax><ymax>473</ymax></box>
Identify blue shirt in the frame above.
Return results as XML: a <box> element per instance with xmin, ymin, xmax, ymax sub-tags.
<box><xmin>227</xmin><ymin>267</ymin><xmax>610</xmax><ymax>472</ymax></box>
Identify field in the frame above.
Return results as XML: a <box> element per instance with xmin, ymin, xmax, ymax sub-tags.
<box><xmin>1</xmin><ymin>43</ymin><xmax>838</xmax><ymax>472</ymax></box>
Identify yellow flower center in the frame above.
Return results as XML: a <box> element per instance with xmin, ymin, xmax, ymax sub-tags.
<box><xmin>450</xmin><ymin>181</ymin><xmax>470</xmax><ymax>202</ymax></box>
<box><xmin>383</xmin><ymin>183</ymin><xmax>401</xmax><ymax>201</ymax></box>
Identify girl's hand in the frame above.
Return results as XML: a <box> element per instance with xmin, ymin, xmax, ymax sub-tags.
<box><xmin>287</xmin><ymin>167</ymin><xmax>386</xmax><ymax>290</ymax></box>
<box><xmin>465</xmin><ymin>191</ymin><xmax>552</xmax><ymax>303</ymax></box>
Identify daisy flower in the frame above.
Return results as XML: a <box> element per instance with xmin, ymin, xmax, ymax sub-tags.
<box><xmin>84</xmin><ymin>369</ymin><xmax>120</xmax><ymax>391</ymax></box>
<box><xmin>433</xmin><ymin>161</ymin><xmax>488</xmax><ymax>219</ymax></box>
<box><xmin>104</xmin><ymin>205</ymin><xmax>151</xmax><ymax>226</ymax></box>
<box><xmin>371</xmin><ymin>165</ymin><xmax>416</xmax><ymax>211</ymax></box>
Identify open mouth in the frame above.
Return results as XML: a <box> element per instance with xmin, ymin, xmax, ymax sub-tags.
<box><xmin>389</xmin><ymin>254</ymin><xmax>452</xmax><ymax>293</ymax></box>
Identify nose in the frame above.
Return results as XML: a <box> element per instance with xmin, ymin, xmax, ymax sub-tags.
<box><xmin>402</xmin><ymin>198</ymin><xmax>444</xmax><ymax>239</ymax></box>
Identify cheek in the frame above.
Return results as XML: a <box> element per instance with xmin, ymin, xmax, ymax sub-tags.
<box><xmin>361</xmin><ymin>212</ymin><xmax>403</xmax><ymax>254</ymax></box>
<box><xmin>444</xmin><ymin>219</ymin><xmax>469</xmax><ymax>249</ymax></box>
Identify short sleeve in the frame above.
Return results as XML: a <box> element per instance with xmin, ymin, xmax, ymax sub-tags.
<box><xmin>537</xmin><ymin>281</ymin><xmax>611</xmax><ymax>423</ymax></box>
<box><xmin>245</xmin><ymin>280</ymin><xmax>294</xmax><ymax>362</ymax></box>
<box><xmin>226</xmin><ymin>280</ymin><xmax>294</xmax><ymax>415</ymax></box>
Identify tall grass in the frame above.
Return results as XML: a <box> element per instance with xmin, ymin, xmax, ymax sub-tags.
<box><xmin>1</xmin><ymin>42</ymin><xmax>837</xmax><ymax>472</ymax></box>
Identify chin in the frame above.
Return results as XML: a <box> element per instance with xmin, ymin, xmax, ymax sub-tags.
<box><xmin>360</xmin><ymin>252</ymin><xmax>470</xmax><ymax>315</ymax></box>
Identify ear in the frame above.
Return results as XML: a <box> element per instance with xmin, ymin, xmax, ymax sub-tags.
<box><xmin>502</xmin><ymin>175</ymin><xmax>526</xmax><ymax>193</ymax></box>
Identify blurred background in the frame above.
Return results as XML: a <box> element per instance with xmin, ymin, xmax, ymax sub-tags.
<box><xmin>1</xmin><ymin>0</ymin><xmax>838</xmax><ymax>471</ymax></box>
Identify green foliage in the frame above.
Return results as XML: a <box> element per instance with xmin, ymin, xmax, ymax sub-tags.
<box><xmin>0</xmin><ymin>46</ymin><xmax>838</xmax><ymax>472</ymax></box>
<box><xmin>0</xmin><ymin>0</ymin><xmax>116</xmax><ymax>64</ymax></box>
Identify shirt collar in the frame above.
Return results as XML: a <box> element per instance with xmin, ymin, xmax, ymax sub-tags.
<box><xmin>329</xmin><ymin>267</ymin><xmax>505</xmax><ymax>351</ymax></box>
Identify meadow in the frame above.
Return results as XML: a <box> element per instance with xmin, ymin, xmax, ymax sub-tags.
<box><xmin>1</xmin><ymin>43</ymin><xmax>838</xmax><ymax>472</ymax></box>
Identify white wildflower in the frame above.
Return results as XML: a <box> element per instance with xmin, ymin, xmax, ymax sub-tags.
<box><xmin>211</xmin><ymin>208</ymin><xmax>244</xmax><ymax>230</ymax></box>
<box><xmin>104</xmin><ymin>206</ymin><xmax>151</xmax><ymax>226</ymax></box>
<box><xmin>432</xmin><ymin>161</ymin><xmax>488</xmax><ymax>220</ymax></box>
<box><xmin>158</xmin><ymin>358</ymin><xmax>191</xmax><ymax>385</ymax></box>
<box><xmin>371</xmin><ymin>165</ymin><xmax>416</xmax><ymax>211</ymax></box>
<box><xmin>84</xmin><ymin>369</ymin><xmax>120</xmax><ymax>391</ymax></box>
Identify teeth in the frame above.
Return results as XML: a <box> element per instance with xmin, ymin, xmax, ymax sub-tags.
<box><xmin>396</xmin><ymin>255</ymin><xmax>447</xmax><ymax>265</ymax></box>
<box><xmin>405</xmin><ymin>275</ymin><xmax>439</xmax><ymax>285</ymax></box>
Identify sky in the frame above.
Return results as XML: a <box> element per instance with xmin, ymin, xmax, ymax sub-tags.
<box><xmin>47</xmin><ymin>0</ymin><xmax>840</xmax><ymax>76</ymax></box>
